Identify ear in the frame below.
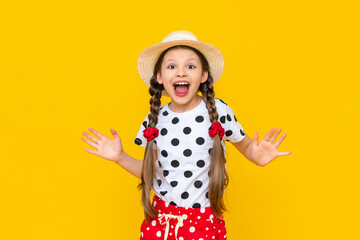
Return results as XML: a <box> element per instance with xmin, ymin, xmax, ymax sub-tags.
<box><xmin>201</xmin><ymin>71</ymin><xmax>208</xmax><ymax>83</ymax></box>
<box><xmin>157</xmin><ymin>72</ymin><xmax>163</xmax><ymax>84</ymax></box>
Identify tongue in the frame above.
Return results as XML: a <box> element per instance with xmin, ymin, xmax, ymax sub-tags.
<box><xmin>175</xmin><ymin>85</ymin><xmax>188</xmax><ymax>93</ymax></box>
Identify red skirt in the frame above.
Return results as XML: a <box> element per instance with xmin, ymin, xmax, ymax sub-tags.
<box><xmin>140</xmin><ymin>195</ymin><xmax>227</xmax><ymax>240</ymax></box>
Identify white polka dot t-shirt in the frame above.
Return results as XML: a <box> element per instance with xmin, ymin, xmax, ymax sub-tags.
<box><xmin>134</xmin><ymin>98</ymin><xmax>246</xmax><ymax>209</ymax></box>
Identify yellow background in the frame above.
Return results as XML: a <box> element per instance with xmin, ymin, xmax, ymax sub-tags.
<box><xmin>1</xmin><ymin>0</ymin><xmax>359</xmax><ymax>239</ymax></box>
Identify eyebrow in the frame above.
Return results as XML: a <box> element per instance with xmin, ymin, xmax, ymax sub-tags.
<box><xmin>164</xmin><ymin>57</ymin><xmax>199</xmax><ymax>63</ymax></box>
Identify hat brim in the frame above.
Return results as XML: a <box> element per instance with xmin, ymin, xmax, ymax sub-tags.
<box><xmin>137</xmin><ymin>39</ymin><xmax>224</xmax><ymax>96</ymax></box>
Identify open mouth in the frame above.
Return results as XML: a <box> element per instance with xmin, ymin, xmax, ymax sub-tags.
<box><xmin>173</xmin><ymin>81</ymin><xmax>189</xmax><ymax>97</ymax></box>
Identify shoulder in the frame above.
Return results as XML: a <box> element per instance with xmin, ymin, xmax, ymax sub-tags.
<box><xmin>214</xmin><ymin>98</ymin><xmax>232</xmax><ymax>113</ymax></box>
<box><xmin>159</xmin><ymin>102</ymin><xmax>169</xmax><ymax>111</ymax></box>
<box><xmin>214</xmin><ymin>98</ymin><xmax>239</xmax><ymax>121</ymax></box>
<box><xmin>157</xmin><ymin>102</ymin><xmax>170</xmax><ymax>119</ymax></box>
<box><xmin>215</xmin><ymin>98</ymin><xmax>229</xmax><ymax>106</ymax></box>
<box><xmin>143</xmin><ymin>102</ymin><xmax>170</xmax><ymax>119</ymax></box>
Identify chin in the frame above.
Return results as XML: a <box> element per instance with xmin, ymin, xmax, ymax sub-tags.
<box><xmin>172</xmin><ymin>93</ymin><xmax>200</xmax><ymax>105</ymax></box>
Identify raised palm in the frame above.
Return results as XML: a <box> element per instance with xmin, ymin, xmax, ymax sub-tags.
<box><xmin>250</xmin><ymin>128</ymin><xmax>292</xmax><ymax>166</ymax></box>
<box><xmin>81</xmin><ymin>128</ymin><xmax>123</xmax><ymax>162</ymax></box>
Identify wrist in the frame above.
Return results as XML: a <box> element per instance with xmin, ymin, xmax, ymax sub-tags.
<box><xmin>244</xmin><ymin>141</ymin><xmax>253</xmax><ymax>160</ymax></box>
<box><xmin>115</xmin><ymin>151</ymin><xmax>126</xmax><ymax>165</ymax></box>
<box><xmin>245</xmin><ymin>142</ymin><xmax>258</xmax><ymax>165</ymax></box>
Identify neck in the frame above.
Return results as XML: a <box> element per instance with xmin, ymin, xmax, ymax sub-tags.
<box><xmin>168</xmin><ymin>95</ymin><xmax>202</xmax><ymax>113</ymax></box>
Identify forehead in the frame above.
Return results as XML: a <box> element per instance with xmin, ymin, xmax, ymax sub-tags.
<box><xmin>163</xmin><ymin>48</ymin><xmax>200</xmax><ymax>62</ymax></box>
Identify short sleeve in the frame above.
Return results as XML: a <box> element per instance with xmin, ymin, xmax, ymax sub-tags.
<box><xmin>216</xmin><ymin>99</ymin><xmax>246</xmax><ymax>143</ymax></box>
<box><xmin>134</xmin><ymin>113</ymin><xmax>149</xmax><ymax>147</ymax></box>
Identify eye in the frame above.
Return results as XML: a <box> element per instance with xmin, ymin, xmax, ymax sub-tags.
<box><xmin>167</xmin><ymin>64</ymin><xmax>175</xmax><ymax>69</ymax></box>
<box><xmin>187</xmin><ymin>64</ymin><xmax>196</xmax><ymax>69</ymax></box>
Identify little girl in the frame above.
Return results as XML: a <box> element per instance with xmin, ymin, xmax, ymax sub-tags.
<box><xmin>82</xmin><ymin>30</ymin><xmax>292</xmax><ymax>240</ymax></box>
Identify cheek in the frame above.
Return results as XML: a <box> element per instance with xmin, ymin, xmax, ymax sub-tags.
<box><xmin>160</xmin><ymin>75</ymin><xmax>173</xmax><ymax>89</ymax></box>
<box><xmin>157</xmin><ymin>71</ymin><xmax>170</xmax><ymax>84</ymax></box>
<box><xmin>195</xmin><ymin>72</ymin><xmax>206</xmax><ymax>83</ymax></box>
<box><xmin>161</xmin><ymin>72</ymin><xmax>174</xmax><ymax>84</ymax></box>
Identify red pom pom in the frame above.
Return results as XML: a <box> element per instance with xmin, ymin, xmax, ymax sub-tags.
<box><xmin>208</xmin><ymin>121</ymin><xmax>225</xmax><ymax>139</ymax></box>
<box><xmin>143</xmin><ymin>127</ymin><xmax>159</xmax><ymax>141</ymax></box>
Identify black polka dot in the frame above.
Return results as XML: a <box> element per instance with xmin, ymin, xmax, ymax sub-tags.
<box><xmin>234</xmin><ymin>115</ymin><xmax>238</xmax><ymax>122</ymax></box>
<box><xmin>181</xmin><ymin>192</ymin><xmax>189</xmax><ymax>199</ymax></box>
<box><xmin>160</xmin><ymin>107</ymin><xmax>163</xmax><ymax>110</ymax></box>
<box><xmin>196</xmin><ymin>160</ymin><xmax>205</xmax><ymax>168</ymax></box>
<box><xmin>227</xmin><ymin>114</ymin><xmax>232</xmax><ymax>121</ymax></box>
<box><xmin>160</xmin><ymin>128</ymin><xmax>168</xmax><ymax>136</ymax></box>
<box><xmin>163</xmin><ymin>111</ymin><xmax>169</xmax><ymax>116</ymax></box>
<box><xmin>135</xmin><ymin>138</ymin><xmax>142</xmax><ymax>145</ymax></box>
<box><xmin>220</xmin><ymin>116</ymin><xmax>226</xmax><ymax>124</ymax></box>
<box><xmin>171</xmin><ymin>138</ymin><xmax>180</xmax><ymax>146</ymax></box>
<box><xmin>183</xmin><ymin>127</ymin><xmax>191</xmax><ymax>134</ymax></box>
<box><xmin>163</xmin><ymin>170</ymin><xmax>169</xmax><ymax>177</ymax></box>
<box><xmin>192</xmin><ymin>203</ymin><xmax>201</xmax><ymax>208</ymax></box>
<box><xmin>171</xmin><ymin>160</ymin><xmax>180</xmax><ymax>168</ymax></box>
<box><xmin>196</xmin><ymin>137</ymin><xmax>205</xmax><ymax>145</ymax></box>
<box><xmin>154</xmin><ymin>140</ymin><xmax>157</xmax><ymax>144</ymax></box>
<box><xmin>161</xmin><ymin>150</ymin><xmax>168</xmax><ymax>157</ymax></box>
<box><xmin>208</xmin><ymin>148</ymin><xmax>212</xmax><ymax>155</ymax></box>
<box><xmin>194</xmin><ymin>180</ymin><xmax>203</xmax><ymax>188</ymax></box>
<box><xmin>219</xmin><ymin>99</ymin><xmax>228</xmax><ymax>105</ymax></box>
<box><xmin>183</xmin><ymin>149</ymin><xmax>192</xmax><ymax>157</ymax></box>
<box><xmin>170</xmin><ymin>181</ymin><xmax>178</xmax><ymax>187</ymax></box>
<box><xmin>184</xmin><ymin>171</ymin><xmax>193</xmax><ymax>178</ymax></box>
<box><xmin>142</xmin><ymin>121</ymin><xmax>147</xmax><ymax>128</ymax></box>
<box><xmin>195</xmin><ymin>116</ymin><xmax>204</xmax><ymax>123</ymax></box>
<box><xmin>240</xmin><ymin>129</ymin><xmax>245</xmax><ymax>136</ymax></box>
<box><xmin>172</xmin><ymin>117</ymin><xmax>179</xmax><ymax>124</ymax></box>
<box><xmin>205</xmin><ymin>192</ymin><xmax>209</xmax><ymax>199</ymax></box>
<box><xmin>225</xmin><ymin>130</ymin><xmax>233</xmax><ymax>137</ymax></box>
<box><xmin>170</xmin><ymin>201</ymin><xmax>177</xmax><ymax>206</ymax></box>
<box><xmin>157</xmin><ymin>179</ymin><xmax>162</xmax><ymax>186</ymax></box>
<box><xmin>160</xmin><ymin>191</ymin><xmax>167</xmax><ymax>196</ymax></box>
<box><xmin>208</xmin><ymin>171</ymin><xmax>211</xmax><ymax>177</ymax></box>
<box><xmin>158</xmin><ymin>160</ymin><xmax>162</xmax><ymax>168</ymax></box>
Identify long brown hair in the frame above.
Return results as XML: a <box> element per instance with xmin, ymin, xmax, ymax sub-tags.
<box><xmin>138</xmin><ymin>45</ymin><xmax>228</xmax><ymax>224</ymax></box>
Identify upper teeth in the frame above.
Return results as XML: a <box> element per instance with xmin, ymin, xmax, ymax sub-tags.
<box><xmin>175</xmin><ymin>82</ymin><xmax>189</xmax><ymax>85</ymax></box>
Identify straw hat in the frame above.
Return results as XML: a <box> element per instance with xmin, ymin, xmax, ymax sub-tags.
<box><xmin>137</xmin><ymin>30</ymin><xmax>224</xmax><ymax>92</ymax></box>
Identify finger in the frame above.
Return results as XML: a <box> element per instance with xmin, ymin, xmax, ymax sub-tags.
<box><xmin>263</xmin><ymin>128</ymin><xmax>276</xmax><ymax>142</ymax></box>
<box><xmin>253</xmin><ymin>132</ymin><xmax>259</xmax><ymax>146</ymax></box>
<box><xmin>83</xmin><ymin>131</ymin><xmax>100</xmax><ymax>144</ymax></box>
<box><xmin>277</xmin><ymin>151</ymin><xmax>292</xmax><ymax>156</ymax></box>
<box><xmin>84</xmin><ymin>148</ymin><xmax>100</xmax><ymax>157</ymax></box>
<box><xmin>269</xmin><ymin>128</ymin><xmax>282</xmax><ymax>144</ymax></box>
<box><xmin>110</xmin><ymin>128</ymin><xmax>120</xmax><ymax>140</ymax></box>
<box><xmin>88</xmin><ymin>127</ymin><xmax>106</xmax><ymax>139</ymax></box>
<box><xmin>81</xmin><ymin>137</ymin><xmax>99</xmax><ymax>150</ymax></box>
<box><xmin>274</xmin><ymin>133</ymin><xmax>287</xmax><ymax>149</ymax></box>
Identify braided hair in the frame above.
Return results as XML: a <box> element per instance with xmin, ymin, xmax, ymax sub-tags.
<box><xmin>199</xmin><ymin>78</ymin><xmax>229</xmax><ymax>216</ymax></box>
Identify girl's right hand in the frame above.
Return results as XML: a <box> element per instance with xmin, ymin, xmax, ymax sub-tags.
<box><xmin>81</xmin><ymin>128</ymin><xmax>123</xmax><ymax>163</ymax></box>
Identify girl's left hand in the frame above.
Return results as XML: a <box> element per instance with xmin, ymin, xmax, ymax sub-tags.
<box><xmin>250</xmin><ymin>128</ymin><xmax>292</xmax><ymax>166</ymax></box>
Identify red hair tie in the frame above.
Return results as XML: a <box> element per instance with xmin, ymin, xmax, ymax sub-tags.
<box><xmin>208</xmin><ymin>121</ymin><xmax>225</xmax><ymax>140</ymax></box>
<box><xmin>143</xmin><ymin>127</ymin><xmax>159</xmax><ymax>141</ymax></box>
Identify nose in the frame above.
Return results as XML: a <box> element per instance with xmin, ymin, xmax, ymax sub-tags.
<box><xmin>176</xmin><ymin>67</ymin><xmax>187</xmax><ymax>77</ymax></box>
